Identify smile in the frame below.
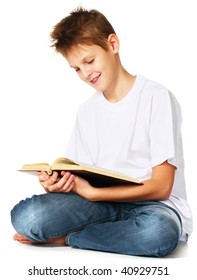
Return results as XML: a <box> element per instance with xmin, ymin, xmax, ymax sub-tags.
<box><xmin>90</xmin><ymin>74</ymin><xmax>101</xmax><ymax>84</ymax></box>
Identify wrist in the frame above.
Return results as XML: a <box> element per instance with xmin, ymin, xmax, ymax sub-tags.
<box><xmin>86</xmin><ymin>186</ymin><xmax>100</xmax><ymax>201</ymax></box>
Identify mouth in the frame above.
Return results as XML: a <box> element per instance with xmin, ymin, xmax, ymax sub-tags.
<box><xmin>90</xmin><ymin>74</ymin><xmax>101</xmax><ymax>85</ymax></box>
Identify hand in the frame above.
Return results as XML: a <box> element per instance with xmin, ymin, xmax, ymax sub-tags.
<box><xmin>38</xmin><ymin>171</ymin><xmax>75</xmax><ymax>193</ymax></box>
<box><xmin>71</xmin><ymin>175</ymin><xmax>97</xmax><ymax>201</ymax></box>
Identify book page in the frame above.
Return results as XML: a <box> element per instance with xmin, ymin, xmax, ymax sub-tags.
<box><xmin>21</xmin><ymin>162</ymin><xmax>50</xmax><ymax>171</ymax></box>
<box><xmin>52</xmin><ymin>157</ymin><xmax>80</xmax><ymax>166</ymax></box>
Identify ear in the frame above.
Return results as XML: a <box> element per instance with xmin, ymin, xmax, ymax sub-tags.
<box><xmin>107</xmin><ymin>34</ymin><xmax>120</xmax><ymax>54</ymax></box>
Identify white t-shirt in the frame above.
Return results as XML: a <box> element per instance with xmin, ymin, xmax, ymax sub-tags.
<box><xmin>65</xmin><ymin>75</ymin><xmax>193</xmax><ymax>242</ymax></box>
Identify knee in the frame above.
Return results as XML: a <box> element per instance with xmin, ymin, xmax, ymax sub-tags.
<box><xmin>11</xmin><ymin>195</ymin><xmax>46</xmax><ymax>242</ymax></box>
<box><xmin>143</xmin><ymin>211</ymin><xmax>181</xmax><ymax>257</ymax></box>
<box><xmin>147</xmin><ymin>226</ymin><xmax>180</xmax><ymax>257</ymax></box>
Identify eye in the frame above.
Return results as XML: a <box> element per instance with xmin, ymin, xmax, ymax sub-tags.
<box><xmin>87</xmin><ymin>58</ymin><xmax>94</xmax><ymax>64</ymax></box>
<box><xmin>75</xmin><ymin>68</ymin><xmax>80</xmax><ymax>72</ymax></box>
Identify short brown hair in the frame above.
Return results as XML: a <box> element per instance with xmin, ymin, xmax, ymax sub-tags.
<box><xmin>50</xmin><ymin>6</ymin><xmax>116</xmax><ymax>55</ymax></box>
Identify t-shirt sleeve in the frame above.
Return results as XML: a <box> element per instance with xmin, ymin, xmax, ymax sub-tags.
<box><xmin>149</xmin><ymin>89</ymin><xmax>183</xmax><ymax>168</ymax></box>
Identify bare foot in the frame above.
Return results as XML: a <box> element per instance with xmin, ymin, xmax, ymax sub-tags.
<box><xmin>13</xmin><ymin>233</ymin><xmax>66</xmax><ymax>246</ymax></box>
<box><xmin>13</xmin><ymin>233</ymin><xmax>34</xmax><ymax>244</ymax></box>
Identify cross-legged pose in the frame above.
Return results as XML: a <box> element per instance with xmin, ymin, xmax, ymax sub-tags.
<box><xmin>11</xmin><ymin>6</ymin><xmax>193</xmax><ymax>257</ymax></box>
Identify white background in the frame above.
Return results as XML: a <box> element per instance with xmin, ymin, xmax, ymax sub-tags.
<box><xmin>0</xmin><ymin>0</ymin><xmax>196</xmax><ymax>279</ymax></box>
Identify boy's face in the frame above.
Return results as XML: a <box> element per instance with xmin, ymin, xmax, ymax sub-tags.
<box><xmin>65</xmin><ymin>38</ymin><xmax>119</xmax><ymax>93</ymax></box>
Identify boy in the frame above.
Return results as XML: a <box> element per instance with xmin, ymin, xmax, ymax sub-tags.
<box><xmin>11</xmin><ymin>6</ymin><xmax>192</xmax><ymax>256</ymax></box>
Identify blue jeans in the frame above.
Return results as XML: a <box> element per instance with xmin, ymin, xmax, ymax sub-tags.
<box><xmin>11</xmin><ymin>192</ymin><xmax>182</xmax><ymax>257</ymax></box>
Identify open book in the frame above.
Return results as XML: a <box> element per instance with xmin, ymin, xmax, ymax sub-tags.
<box><xmin>19</xmin><ymin>157</ymin><xmax>142</xmax><ymax>187</ymax></box>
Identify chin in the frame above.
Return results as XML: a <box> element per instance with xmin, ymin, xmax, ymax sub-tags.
<box><xmin>90</xmin><ymin>84</ymin><xmax>103</xmax><ymax>92</ymax></box>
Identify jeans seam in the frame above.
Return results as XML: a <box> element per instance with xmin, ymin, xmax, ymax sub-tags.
<box><xmin>65</xmin><ymin>215</ymin><xmax>118</xmax><ymax>245</ymax></box>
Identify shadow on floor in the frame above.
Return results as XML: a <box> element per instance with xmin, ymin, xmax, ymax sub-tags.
<box><xmin>166</xmin><ymin>242</ymin><xmax>189</xmax><ymax>258</ymax></box>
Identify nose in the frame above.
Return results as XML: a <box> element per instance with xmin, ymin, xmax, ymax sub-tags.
<box><xmin>81</xmin><ymin>66</ymin><xmax>92</xmax><ymax>79</ymax></box>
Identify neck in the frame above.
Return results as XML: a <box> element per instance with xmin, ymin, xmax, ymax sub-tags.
<box><xmin>103</xmin><ymin>68</ymin><xmax>136</xmax><ymax>103</ymax></box>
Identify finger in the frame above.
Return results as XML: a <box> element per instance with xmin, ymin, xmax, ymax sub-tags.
<box><xmin>55</xmin><ymin>172</ymin><xmax>73</xmax><ymax>189</ymax></box>
<box><xmin>42</xmin><ymin>172</ymin><xmax>59</xmax><ymax>189</ymax></box>
<box><xmin>62</xmin><ymin>174</ymin><xmax>75</xmax><ymax>191</ymax></box>
<box><xmin>61</xmin><ymin>170</ymin><xmax>67</xmax><ymax>176</ymax></box>
<box><xmin>45</xmin><ymin>172</ymin><xmax>70</xmax><ymax>192</ymax></box>
<box><xmin>56</xmin><ymin>180</ymin><xmax>74</xmax><ymax>193</ymax></box>
<box><xmin>51</xmin><ymin>172</ymin><xmax>75</xmax><ymax>192</ymax></box>
<box><xmin>38</xmin><ymin>171</ymin><xmax>50</xmax><ymax>182</ymax></box>
<box><xmin>63</xmin><ymin>181</ymin><xmax>75</xmax><ymax>193</ymax></box>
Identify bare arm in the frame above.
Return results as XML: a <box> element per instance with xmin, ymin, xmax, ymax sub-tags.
<box><xmin>39</xmin><ymin>161</ymin><xmax>175</xmax><ymax>203</ymax></box>
<box><xmin>72</xmin><ymin>161</ymin><xmax>175</xmax><ymax>202</ymax></box>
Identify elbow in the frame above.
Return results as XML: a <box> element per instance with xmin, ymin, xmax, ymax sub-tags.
<box><xmin>160</xmin><ymin>192</ymin><xmax>171</xmax><ymax>201</ymax></box>
<box><xmin>142</xmin><ymin>178</ymin><xmax>173</xmax><ymax>201</ymax></box>
<box><xmin>157</xmin><ymin>184</ymin><xmax>173</xmax><ymax>201</ymax></box>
